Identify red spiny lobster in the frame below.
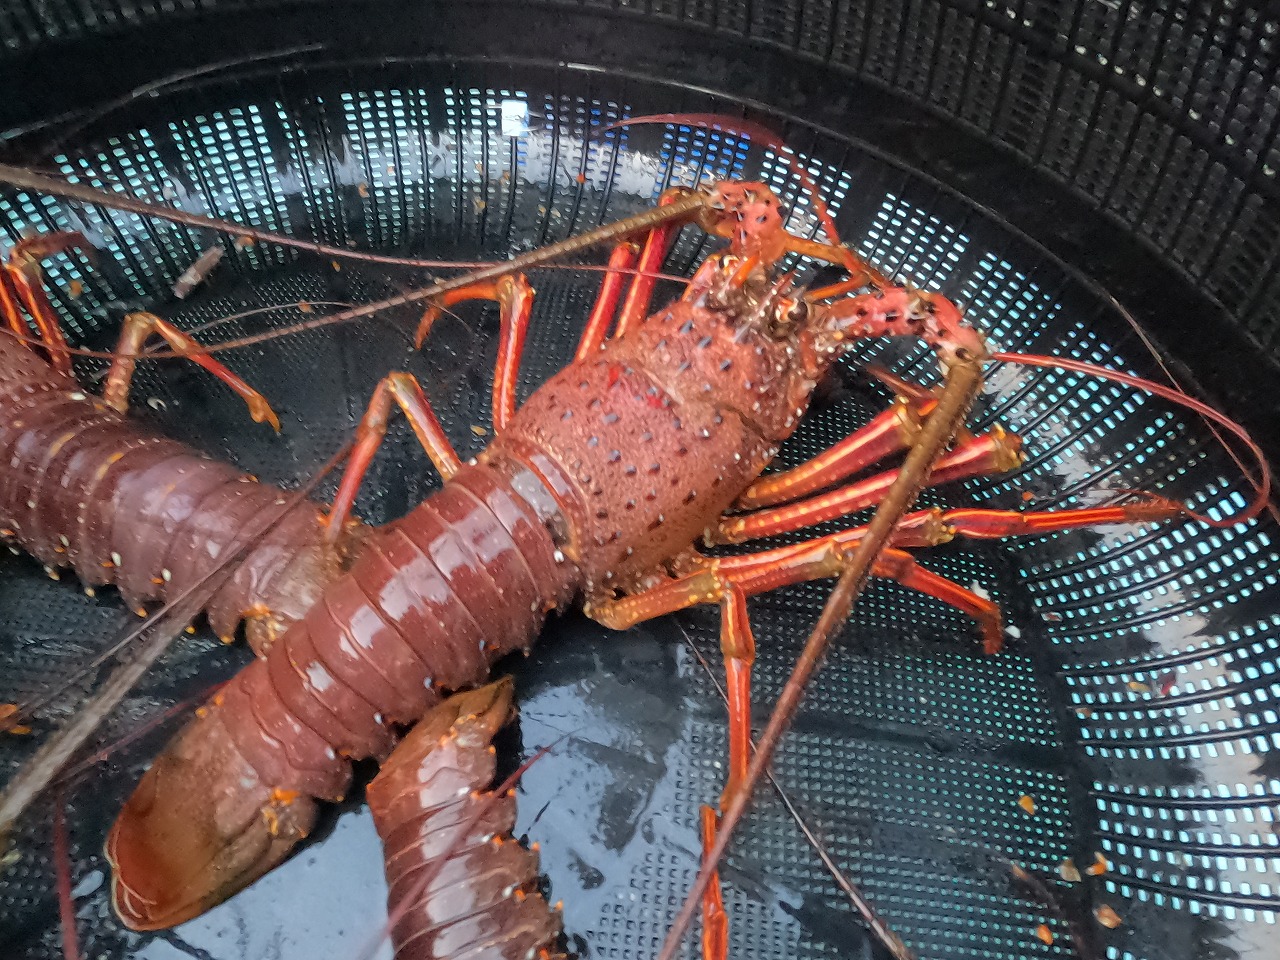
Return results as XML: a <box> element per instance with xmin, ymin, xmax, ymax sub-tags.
<box><xmin>0</xmin><ymin>232</ymin><xmax>359</xmax><ymax>654</ymax></box>
<box><xmin>0</xmin><ymin>117</ymin><xmax>1268</xmax><ymax>960</ymax></box>
<box><xmin>366</xmin><ymin>678</ymin><xmax>566</xmax><ymax>960</ymax></box>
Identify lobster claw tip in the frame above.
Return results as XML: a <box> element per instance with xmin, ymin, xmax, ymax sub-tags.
<box><xmin>105</xmin><ymin>715</ymin><xmax>317</xmax><ymax>931</ymax></box>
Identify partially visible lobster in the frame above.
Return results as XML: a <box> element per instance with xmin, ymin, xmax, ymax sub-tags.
<box><xmin>0</xmin><ymin>232</ymin><xmax>359</xmax><ymax>655</ymax></box>
<box><xmin>0</xmin><ymin>121</ymin><xmax>1268</xmax><ymax>960</ymax></box>
<box><xmin>366</xmin><ymin>678</ymin><xmax>566</xmax><ymax>960</ymax></box>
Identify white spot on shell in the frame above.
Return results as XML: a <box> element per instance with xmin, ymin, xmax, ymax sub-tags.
<box><xmin>970</xmin><ymin>581</ymin><xmax>990</xmax><ymax>601</ymax></box>
<box><xmin>1005</xmin><ymin>625</ymin><xmax>1022</xmax><ymax>639</ymax></box>
<box><xmin>68</xmin><ymin>392</ymin><xmax>86</xmax><ymax>401</ymax></box>
<box><xmin>553</xmin><ymin>549</ymin><xmax>565</xmax><ymax>563</ymax></box>
<box><xmin>111</xmin><ymin>551</ymin><xmax>122</xmax><ymax>567</ymax></box>
<box><xmin>59</xmin><ymin>534</ymin><xmax>69</xmax><ymax>547</ymax></box>
<box><xmin>161</xmin><ymin>568</ymin><xmax>172</xmax><ymax>582</ymax></box>
<box><xmin>305</xmin><ymin>663</ymin><xmax>332</xmax><ymax>691</ymax></box>
<box><xmin>147</xmin><ymin>397</ymin><xmax>167</xmax><ymax>411</ymax></box>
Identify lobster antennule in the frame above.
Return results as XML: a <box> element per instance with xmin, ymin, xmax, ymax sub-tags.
<box><xmin>105</xmin><ymin>712</ymin><xmax>317</xmax><ymax>931</ymax></box>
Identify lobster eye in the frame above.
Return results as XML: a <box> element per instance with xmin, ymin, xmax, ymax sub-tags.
<box><xmin>786</xmin><ymin>300</ymin><xmax>809</xmax><ymax>325</ymax></box>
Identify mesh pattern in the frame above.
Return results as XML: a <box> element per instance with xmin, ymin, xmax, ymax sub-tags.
<box><xmin>0</xmin><ymin>59</ymin><xmax>1276</xmax><ymax>960</ymax></box>
<box><xmin>4</xmin><ymin>1</ymin><xmax>1280</xmax><ymax>356</ymax></box>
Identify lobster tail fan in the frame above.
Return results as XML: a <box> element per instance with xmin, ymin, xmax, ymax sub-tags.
<box><xmin>105</xmin><ymin>708</ymin><xmax>318</xmax><ymax>930</ymax></box>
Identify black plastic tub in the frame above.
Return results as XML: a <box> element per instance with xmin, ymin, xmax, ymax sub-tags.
<box><xmin>0</xmin><ymin>5</ymin><xmax>1277</xmax><ymax>960</ymax></box>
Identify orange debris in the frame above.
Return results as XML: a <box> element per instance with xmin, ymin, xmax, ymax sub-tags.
<box><xmin>0</xmin><ymin>703</ymin><xmax>31</xmax><ymax>735</ymax></box>
<box><xmin>1095</xmin><ymin>904</ymin><xmax>1123</xmax><ymax>928</ymax></box>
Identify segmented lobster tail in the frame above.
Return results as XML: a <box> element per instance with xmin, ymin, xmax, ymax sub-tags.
<box><xmin>107</xmin><ymin>459</ymin><xmax>577</xmax><ymax>930</ymax></box>
<box><xmin>368</xmin><ymin>679</ymin><xmax>566</xmax><ymax>960</ymax></box>
<box><xmin>0</xmin><ymin>335</ymin><xmax>347</xmax><ymax>650</ymax></box>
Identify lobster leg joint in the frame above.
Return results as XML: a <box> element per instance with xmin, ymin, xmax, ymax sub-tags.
<box><xmin>103</xmin><ymin>312</ymin><xmax>280</xmax><ymax>431</ymax></box>
<box><xmin>326</xmin><ymin>372</ymin><xmax>462</xmax><ymax>541</ymax></box>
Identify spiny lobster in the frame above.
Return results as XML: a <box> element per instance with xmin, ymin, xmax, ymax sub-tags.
<box><xmin>0</xmin><ymin>115</ymin><xmax>1268</xmax><ymax>960</ymax></box>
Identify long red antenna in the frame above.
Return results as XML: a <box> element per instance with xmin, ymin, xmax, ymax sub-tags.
<box><xmin>994</xmin><ymin>351</ymin><xmax>1272</xmax><ymax>528</ymax></box>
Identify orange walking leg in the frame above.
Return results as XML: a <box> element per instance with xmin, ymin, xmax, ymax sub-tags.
<box><xmin>716</xmin><ymin>427</ymin><xmax>1025</xmax><ymax>544</ymax></box>
<box><xmin>414</xmin><ymin>274</ymin><xmax>535</xmax><ymax>433</ymax></box>
<box><xmin>326</xmin><ymin>372</ymin><xmax>461</xmax><ymax>541</ymax></box>
<box><xmin>0</xmin><ymin>270</ymin><xmax>29</xmax><ymax>340</ymax></box>
<box><xmin>2</xmin><ymin>231</ymin><xmax>90</xmax><ymax>375</ymax></box>
<box><xmin>585</xmin><ymin>533</ymin><xmax>1001</xmax><ymax>960</ymax></box>
<box><xmin>613</xmin><ymin>190</ymin><xmax>685</xmax><ymax>339</ymax></box>
<box><xmin>699</xmin><ymin>803</ymin><xmax>729</xmax><ymax>960</ymax></box>
<box><xmin>103</xmin><ymin>312</ymin><xmax>279</xmax><ymax>430</ymax></box>
<box><xmin>735</xmin><ymin>396</ymin><xmax>934</xmax><ymax>510</ymax></box>
<box><xmin>575</xmin><ymin>241</ymin><xmax>640</xmax><ymax>361</ymax></box>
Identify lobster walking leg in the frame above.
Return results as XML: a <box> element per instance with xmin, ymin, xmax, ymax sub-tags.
<box><xmin>734</xmin><ymin>395</ymin><xmax>933</xmax><ymax>509</ymax></box>
<box><xmin>326</xmin><ymin>372</ymin><xmax>463</xmax><ymax>539</ymax></box>
<box><xmin>413</xmin><ymin>275</ymin><xmax>535</xmax><ymax>432</ymax></box>
<box><xmin>715</xmin><ymin>427</ymin><xmax>1024</xmax><ymax>543</ymax></box>
<box><xmin>613</xmin><ymin>190</ymin><xmax>685</xmax><ymax>338</ymax></box>
<box><xmin>102</xmin><ymin>311</ymin><xmax>280</xmax><ymax>431</ymax></box>
<box><xmin>1</xmin><ymin>231</ymin><xmax>89</xmax><ymax>375</ymax></box>
<box><xmin>589</xmin><ymin>536</ymin><xmax>998</xmax><ymax>960</ymax></box>
<box><xmin>575</xmin><ymin>241</ymin><xmax>640</xmax><ymax>361</ymax></box>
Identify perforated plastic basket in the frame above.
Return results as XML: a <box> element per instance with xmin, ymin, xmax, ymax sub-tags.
<box><xmin>0</xmin><ymin>5</ymin><xmax>1277</xmax><ymax>960</ymax></box>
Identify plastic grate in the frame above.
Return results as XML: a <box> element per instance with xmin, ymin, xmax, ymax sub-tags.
<box><xmin>0</xmin><ymin>63</ymin><xmax>1276</xmax><ymax>960</ymax></box>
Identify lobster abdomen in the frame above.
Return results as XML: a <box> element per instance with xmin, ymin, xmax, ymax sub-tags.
<box><xmin>368</xmin><ymin>679</ymin><xmax>565</xmax><ymax>960</ymax></box>
<box><xmin>106</xmin><ymin>458</ymin><xmax>577</xmax><ymax>929</ymax></box>
<box><xmin>0</xmin><ymin>334</ymin><xmax>344</xmax><ymax>644</ymax></box>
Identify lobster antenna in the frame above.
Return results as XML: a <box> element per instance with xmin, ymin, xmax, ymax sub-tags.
<box><xmin>602</xmin><ymin>113</ymin><xmax>864</xmax><ymax>276</ymax></box>
<box><xmin>52</xmin><ymin>788</ymin><xmax>82</xmax><ymax>960</ymax></box>
<box><xmin>0</xmin><ymin>162</ymin><xmax>693</xmax><ymax>284</ymax></box>
<box><xmin>993</xmin><ymin>351</ymin><xmax>1271</xmax><ymax>528</ymax></box>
